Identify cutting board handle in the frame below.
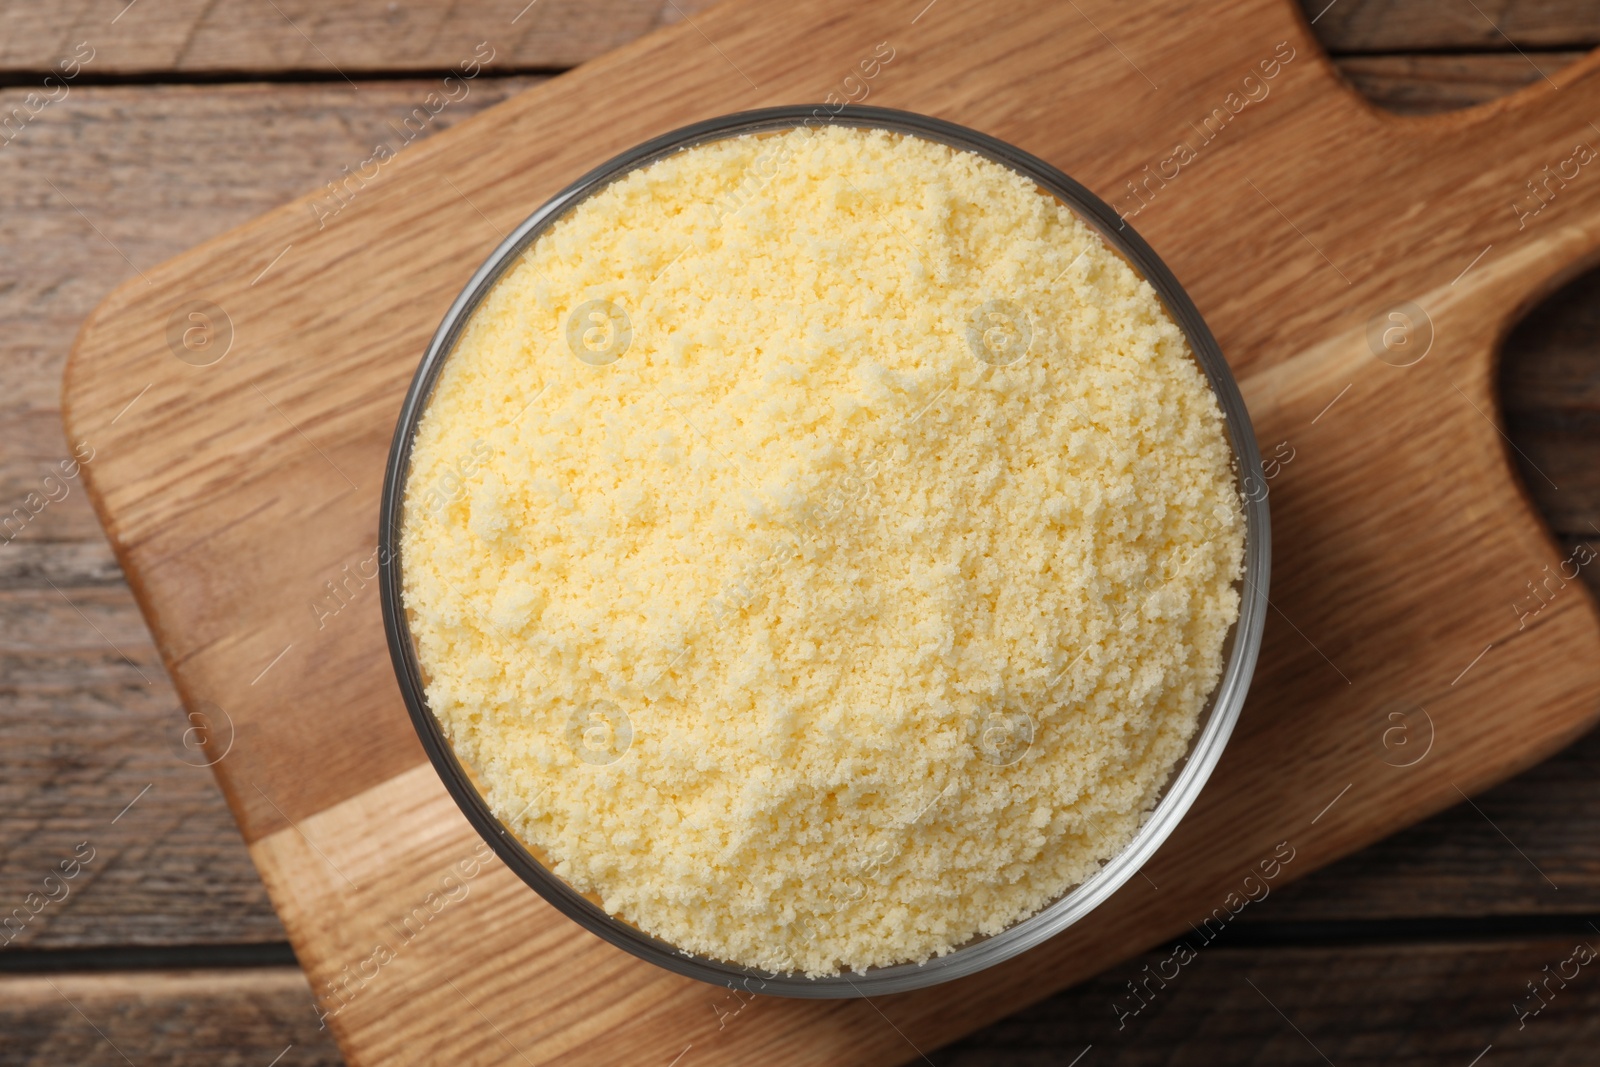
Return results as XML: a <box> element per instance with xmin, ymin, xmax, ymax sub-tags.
<box><xmin>1416</xmin><ymin>44</ymin><xmax>1600</xmax><ymax>170</ymax></box>
<box><xmin>1375</xmin><ymin>44</ymin><xmax>1600</xmax><ymax>340</ymax></box>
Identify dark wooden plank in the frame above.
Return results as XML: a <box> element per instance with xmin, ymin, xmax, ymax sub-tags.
<box><xmin>1504</xmin><ymin>267</ymin><xmax>1600</xmax><ymax>414</ymax></box>
<box><xmin>941</xmin><ymin>937</ymin><xmax>1600</xmax><ymax>1066</ymax></box>
<box><xmin>11</xmin><ymin>939</ymin><xmax>1600</xmax><ymax>1067</ymax></box>
<box><xmin>0</xmin><ymin>401</ymin><xmax>269</xmax><ymax>949</ymax></box>
<box><xmin>1301</xmin><ymin>0</ymin><xmax>1600</xmax><ymax>52</ymax></box>
<box><xmin>0</xmin><ymin>0</ymin><xmax>713</xmax><ymax>75</ymax></box>
<box><xmin>0</xmin><ymin>540</ymin><xmax>122</xmax><ymax>588</ymax></box>
<box><xmin>0</xmin><ymin>588</ymin><xmax>286</xmax><ymax>948</ymax></box>
<box><xmin>2</xmin><ymin>968</ymin><xmax>341</xmax><ymax>1067</ymax></box>
<box><xmin>0</xmin><ymin>0</ymin><xmax>1591</xmax><ymax>75</ymax></box>
<box><xmin>0</xmin><ymin>79</ymin><xmax>537</xmax><ymax>949</ymax></box>
<box><xmin>1503</xmin><ymin>268</ymin><xmax>1600</xmax><ymax>534</ymax></box>
<box><xmin>1334</xmin><ymin>51</ymin><xmax>1585</xmax><ymax>114</ymax></box>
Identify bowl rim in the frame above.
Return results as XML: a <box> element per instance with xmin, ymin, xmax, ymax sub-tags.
<box><xmin>378</xmin><ymin>103</ymin><xmax>1271</xmax><ymax>999</ymax></box>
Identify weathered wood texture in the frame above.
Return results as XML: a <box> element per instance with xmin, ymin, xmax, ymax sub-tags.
<box><xmin>0</xmin><ymin>80</ymin><xmax>537</xmax><ymax>949</ymax></box>
<box><xmin>943</xmin><ymin>937</ymin><xmax>1600</xmax><ymax>1066</ymax></box>
<box><xmin>0</xmin><ymin>0</ymin><xmax>715</xmax><ymax>75</ymax></box>
<box><xmin>12</xmin><ymin>939</ymin><xmax>1600</xmax><ymax>1067</ymax></box>
<box><xmin>9</xmin><ymin>56</ymin><xmax>1587</xmax><ymax>959</ymax></box>
<box><xmin>1503</xmin><ymin>270</ymin><xmax>1600</xmax><ymax>535</ymax></box>
<box><xmin>4</xmin><ymin>0</ymin><xmax>1597</xmax><ymax>961</ymax></box>
<box><xmin>1310</xmin><ymin>0</ymin><xmax>1600</xmax><ymax>52</ymax></box>
<box><xmin>55</xmin><ymin>0</ymin><xmax>1600</xmax><ymax>1061</ymax></box>
<box><xmin>0</xmin><ymin>968</ymin><xmax>341</xmax><ymax>1067</ymax></box>
<box><xmin>1336</xmin><ymin>52</ymin><xmax>1584</xmax><ymax>113</ymax></box>
<box><xmin>10</xmin><ymin>1</ymin><xmax>1600</xmax><ymax>1066</ymax></box>
<box><xmin>12</xmin><ymin>51</ymin><xmax>1587</xmax><ymax>959</ymax></box>
<box><xmin>0</xmin><ymin>0</ymin><xmax>1591</xmax><ymax>73</ymax></box>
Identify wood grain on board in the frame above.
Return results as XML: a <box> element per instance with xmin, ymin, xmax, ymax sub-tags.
<box><xmin>47</xmin><ymin>3</ymin><xmax>1600</xmax><ymax>1067</ymax></box>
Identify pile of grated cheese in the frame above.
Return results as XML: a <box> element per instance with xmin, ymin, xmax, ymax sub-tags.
<box><xmin>401</xmin><ymin>124</ymin><xmax>1244</xmax><ymax>977</ymax></box>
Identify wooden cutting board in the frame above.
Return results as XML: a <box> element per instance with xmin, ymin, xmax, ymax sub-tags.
<box><xmin>61</xmin><ymin>0</ymin><xmax>1600</xmax><ymax>1062</ymax></box>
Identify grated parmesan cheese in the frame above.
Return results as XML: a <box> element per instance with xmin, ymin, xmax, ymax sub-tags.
<box><xmin>401</xmin><ymin>124</ymin><xmax>1244</xmax><ymax>976</ymax></box>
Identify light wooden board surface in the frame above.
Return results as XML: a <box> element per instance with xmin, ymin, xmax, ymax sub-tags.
<box><xmin>58</xmin><ymin>0</ymin><xmax>1600</xmax><ymax>1063</ymax></box>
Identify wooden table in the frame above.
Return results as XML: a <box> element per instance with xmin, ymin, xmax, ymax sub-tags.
<box><xmin>4</xmin><ymin>2</ymin><xmax>1599</xmax><ymax>1063</ymax></box>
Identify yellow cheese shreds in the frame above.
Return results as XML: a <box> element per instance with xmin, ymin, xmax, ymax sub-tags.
<box><xmin>401</xmin><ymin>124</ymin><xmax>1244</xmax><ymax>977</ymax></box>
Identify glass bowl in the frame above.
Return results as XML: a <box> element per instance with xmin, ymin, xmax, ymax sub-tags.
<box><xmin>378</xmin><ymin>104</ymin><xmax>1271</xmax><ymax>999</ymax></box>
